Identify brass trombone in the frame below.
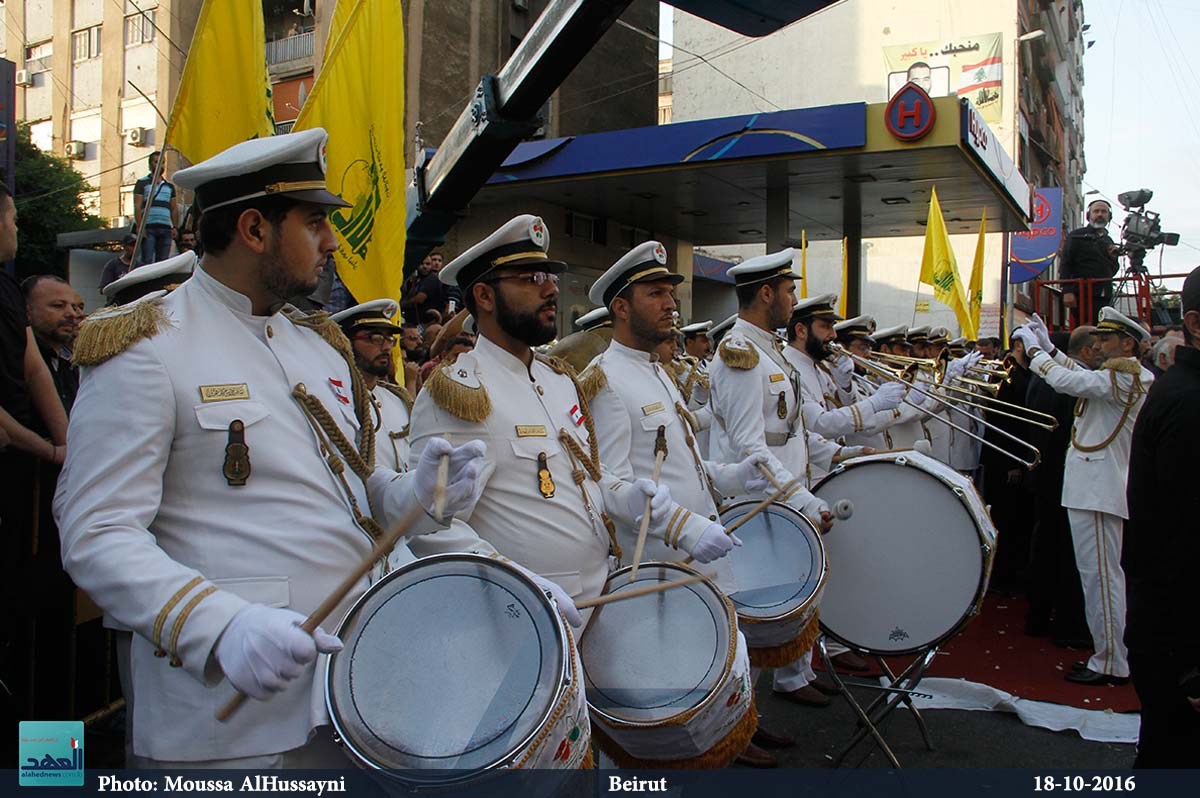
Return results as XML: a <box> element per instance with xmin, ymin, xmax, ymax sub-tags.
<box><xmin>830</xmin><ymin>343</ymin><xmax>1042</xmax><ymax>469</ymax></box>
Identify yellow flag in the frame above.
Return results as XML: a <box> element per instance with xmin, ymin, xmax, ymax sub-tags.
<box><xmin>968</xmin><ymin>209</ymin><xmax>987</xmax><ymax>336</ymax></box>
<box><xmin>799</xmin><ymin>230</ymin><xmax>808</xmax><ymax>299</ymax></box>
<box><xmin>324</xmin><ymin>0</ymin><xmax>356</xmax><ymax>60</ymax></box>
<box><xmin>919</xmin><ymin>187</ymin><xmax>976</xmax><ymax>339</ymax></box>
<box><xmin>165</xmin><ymin>0</ymin><xmax>274</xmax><ymax>164</ymax></box>
<box><xmin>839</xmin><ymin>237</ymin><xmax>849</xmax><ymax>317</ymax></box>
<box><xmin>296</xmin><ymin>0</ymin><xmax>406</xmax><ymax>306</ymax></box>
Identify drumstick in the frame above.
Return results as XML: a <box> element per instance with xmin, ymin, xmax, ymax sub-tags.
<box><xmin>433</xmin><ymin>452</ymin><xmax>450</xmax><ymax>522</ymax></box>
<box><xmin>629</xmin><ymin>426</ymin><xmax>668</xmax><ymax>579</ymax></box>
<box><xmin>754</xmin><ymin>459</ymin><xmax>784</xmax><ymax>491</ymax></box>
<box><xmin>830</xmin><ymin>446</ymin><xmax>913</xmax><ymax>464</ymax></box>
<box><xmin>576</xmin><ymin>572</ymin><xmax>709</xmax><ymax>609</ymax></box>
<box><xmin>216</xmin><ymin>503</ymin><xmax>426</xmax><ymax>723</ymax></box>
<box><xmin>680</xmin><ymin>474</ymin><xmax>805</xmax><ymax>564</ymax></box>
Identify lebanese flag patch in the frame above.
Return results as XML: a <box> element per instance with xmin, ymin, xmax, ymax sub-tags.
<box><xmin>329</xmin><ymin>377</ymin><xmax>351</xmax><ymax>404</ymax></box>
<box><xmin>569</xmin><ymin>404</ymin><xmax>585</xmax><ymax>426</ymax></box>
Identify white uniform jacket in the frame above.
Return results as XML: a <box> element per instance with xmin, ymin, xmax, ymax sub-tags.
<box><xmin>406</xmin><ymin>334</ymin><xmax>647</xmax><ymax>614</ymax></box>
<box><xmin>370</xmin><ymin>382</ymin><xmax>413</xmax><ymax>473</ymax></box>
<box><xmin>1028</xmin><ymin>350</ymin><xmax>1153</xmax><ymax>518</ymax></box>
<box><xmin>782</xmin><ymin>346</ymin><xmax>894</xmax><ymax>445</ymax></box>
<box><xmin>707</xmin><ymin>319</ymin><xmax>830</xmax><ymax>517</ymax></box>
<box><xmin>587</xmin><ymin>341</ymin><xmax>749</xmax><ymax>591</ymax></box>
<box><xmin>53</xmin><ymin>268</ymin><xmax>439</xmax><ymax>762</ymax></box>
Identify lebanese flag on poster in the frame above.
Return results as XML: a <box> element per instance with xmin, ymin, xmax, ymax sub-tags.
<box><xmin>959</xmin><ymin>55</ymin><xmax>1002</xmax><ymax>95</ymax></box>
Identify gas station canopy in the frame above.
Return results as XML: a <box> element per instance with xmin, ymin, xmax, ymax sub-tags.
<box><xmin>475</xmin><ymin>95</ymin><xmax>1031</xmax><ymax>244</ymax></box>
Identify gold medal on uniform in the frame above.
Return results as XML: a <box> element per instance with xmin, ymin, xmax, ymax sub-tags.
<box><xmin>223</xmin><ymin>420</ymin><xmax>251</xmax><ymax>486</ymax></box>
<box><xmin>536</xmin><ymin>452</ymin><xmax>555</xmax><ymax>498</ymax></box>
<box><xmin>776</xmin><ymin>391</ymin><xmax>788</xmax><ymax>420</ymax></box>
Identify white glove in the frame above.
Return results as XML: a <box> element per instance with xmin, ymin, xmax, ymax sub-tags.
<box><xmin>530</xmin><ymin>573</ymin><xmax>583</xmax><ymax>628</ymax></box>
<box><xmin>830</xmin><ymin>354</ymin><xmax>856</xmax><ymax>390</ymax></box>
<box><xmin>413</xmin><ymin>438</ymin><xmax>488</xmax><ymax>518</ymax></box>
<box><xmin>733</xmin><ymin>454</ymin><xmax>768</xmax><ymax>494</ymax></box>
<box><xmin>1011</xmin><ymin>327</ymin><xmax>1039</xmax><ymax>354</ymax></box>
<box><xmin>867</xmin><ymin>381</ymin><xmax>906</xmax><ymax>413</ymax></box>
<box><xmin>1028</xmin><ymin>313</ymin><xmax>1054</xmax><ymax>352</ymax></box>
<box><xmin>626</xmin><ymin>478</ymin><xmax>673</xmax><ymax>529</ymax></box>
<box><xmin>689</xmin><ymin>521</ymin><xmax>741</xmax><ymax>563</ymax></box>
<box><xmin>215</xmin><ymin>605</ymin><xmax>342</xmax><ymax>700</ymax></box>
<box><xmin>943</xmin><ymin>351</ymin><xmax>981</xmax><ymax>382</ymax></box>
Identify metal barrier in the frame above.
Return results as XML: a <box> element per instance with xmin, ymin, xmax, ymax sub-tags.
<box><xmin>1032</xmin><ymin>272</ymin><xmax>1188</xmax><ymax>332</ymax></box>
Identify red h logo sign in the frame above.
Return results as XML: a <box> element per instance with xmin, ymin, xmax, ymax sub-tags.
<box><xmin>897</xmin><ymin>100</ymin><xmax>923</xmax><ymax>128</ymax></box>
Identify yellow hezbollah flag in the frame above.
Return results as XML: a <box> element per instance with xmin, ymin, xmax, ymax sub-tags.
<box><xmin>295</xmin><ymin>0</ymin><xmax>406</xmax><ymax>306</ymax></box>
<box><xmin>919</xmin><ymin>187</ymin><xmax>976</xmax><ymax>339</ymax></box>
<box><xmin>968</xmin><ymin>209</ymin><xmax>987</xmax><ymax>335</ymax></box>
<box><xmin>165</xmin><ymin>0</ymin><xmax>274</xmax><ymax>164</ymax></box>
<box><xmin>324</xmin><ymin>0</ymin><xmax>355</xmax><ymax>60</ymax></box>
<box><xmin>839</xmin><ymin>237</ymin><xmax>849</xmax><ymax>317</ymax></box>
<box><xmin>799</xmin><ymin>229</ymin><xmax>807</xmax><ymax>299</ymax></box>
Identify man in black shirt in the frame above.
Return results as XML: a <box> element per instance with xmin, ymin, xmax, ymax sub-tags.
<box><xmin>22</xmin><ymin>274</ymin><xmax>83</xmax><ymax>413</ymax></box>
<box><xmin>99</xmin><ymin>234</ymin><xmax>137</xmax><ymax>292</ymax></box>
<box><xmin>1123</xmin><ymin>266</ymin><xmax>1200</xmax><ymax>767</ymax></box>
<box><xmin>1059</xmin><ymin>199</ymin><xmax>1121</xmax><ymax>324</ymax></box>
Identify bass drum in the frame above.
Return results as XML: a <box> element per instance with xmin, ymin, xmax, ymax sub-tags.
<box><xmin>717</xmin><ymin>501</ymin><xmax>827</xmax><ymax>668</ymax></box>
<box><xmin>812</xmin><ymin>451</ymin><xmax>996</xmax><ymax>655</ymax></box>
<box><xmin>579</xmin><ymin>563</ymin><xmax>755</xmax><ymax>768</ymax></box>
<box><xmin>326</xmin><ymin>554</ymin><xmax>590</xmax><ymax>786</ymax></box>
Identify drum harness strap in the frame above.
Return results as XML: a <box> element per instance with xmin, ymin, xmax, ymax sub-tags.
<box><xmin>1071</xmin><ymin>369</ymin><xmax>1145</xmax><ymax>453</ymax></box>
<box><xmin>763</xmin><ymin>340</ymin><xmax>813</xmax><ymax>488</ymax></box>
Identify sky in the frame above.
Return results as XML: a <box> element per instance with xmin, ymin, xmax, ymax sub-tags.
<box><xmin>658</xmin><ymin>0</ymin><xmax>1198</xmax><ymax>291</ymax></box>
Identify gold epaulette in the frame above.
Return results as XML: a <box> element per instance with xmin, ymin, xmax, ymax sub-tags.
<box><xmin>378</xmin><ymin>381</ymin><xmax>415</xmax><ymax>410</ymax></box>
<box><xmin>73</xmin><ymin>299</ymin><xmax>171</xmax><ymax>366</ymax></box>
<box><xmin>718</xmin><ymin>339</ymin><xmax>758</xmax><ymax>370</ymax></box>
<box><xmin>535</xmin><ymin>353</ymin><xmax>577</xmax><ymax>378</ymax></box>
<box><xmin>1101</xmin><ymin>358</ymin><xmax>1142</xmax><ymax>375</ymax></box>
<box><xmin>577</xmin><ymin>362</ymin><xmax>608</xmax><ymax>403</ymax></box>
<box><xmin>425</xmin><ymin>356</ymin><xmax>491</xmax><ymax>423</ymax></box>
<box><xmin>285</xmin><ymin>308</ymin><xmax>354</xmax><ymax>360</ymax></box>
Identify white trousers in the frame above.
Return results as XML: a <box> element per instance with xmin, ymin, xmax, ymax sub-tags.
<box><xmin>141</xmin><ymin>727</ymin><xmax>351</xmax><ymax>769</ymax></box>
<box><xmin>1067</xmin><ymin>508</ymin><xmax>1129</xmax><ymax>678</ymax></box>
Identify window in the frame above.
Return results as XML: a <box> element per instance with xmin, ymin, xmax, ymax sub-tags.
<box><xmin>125</xmin><ymin>11</ymin><xmax>156</xmax><ymax>47</ymax></box>
<box><xmin>25</xmin><ymin>41</ymin><xmax>52</xmax><ymax>74</ymax></box>
<box><xmin>565</xmin><ymin>212</ymin><xmax>606</xmax><ymax>245</ymax></box>
<box><xmin>73</xmin><ymin>26</ymin><xmax>102</xmax><ymax>63</ymax></box>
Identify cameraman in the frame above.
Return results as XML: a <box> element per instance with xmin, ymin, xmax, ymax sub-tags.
<box><xmin>1060</xmin><ymin>199</ymin><xmax>1120</xmax><ymax>324</ymax></box>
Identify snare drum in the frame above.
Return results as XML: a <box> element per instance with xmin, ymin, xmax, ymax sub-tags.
<box><xmin>326</xmin><ymin>554</ymin><xmax>591</xmax><ymax>785</ymax></box>
<box><xmin>717</xmin><ymin>501</ymin><xmax>827</xmax><ymax>668</ymax></box>
<box><xmin>812</xmin><ymin>451</ymin><xmax>996</xmax><ymax>655</ymax></box>
<box><xmin>579</xmin><ymin>563</ymin><xmax>755</xmax><ymax>768</ymax></box>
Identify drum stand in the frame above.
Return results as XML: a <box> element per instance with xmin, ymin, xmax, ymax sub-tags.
<box><xmin>818</xmin><ymin>636</ymin><xmax>937</xmax><ymax>768</ymax></box>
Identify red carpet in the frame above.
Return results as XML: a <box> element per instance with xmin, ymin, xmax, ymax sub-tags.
<box><xmin>819</xmin><ymin>594</ymin><xmax>1140</xmax><ymax>713</ymax></box>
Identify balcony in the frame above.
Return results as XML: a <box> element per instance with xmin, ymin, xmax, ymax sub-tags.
<box><xmin>266</xmin><ymin>31</ymin><xmax>314</xmax><ymax>77</ymax></box>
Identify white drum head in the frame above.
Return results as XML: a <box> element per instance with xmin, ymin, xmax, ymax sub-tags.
<box><xmin>581</xmin><ymin>564</ymin><xmax>732</xmax><ymax>725</ymax></box>
<box><xmin>719</xmin><ymin>502</ymin><xmax>825</xmax><ymax>622</ymax></box>
<box><xmin>327</xmin><ymin>555</ymin><xmax>567</xmax><ymax>780</ymax></box>
<box><xmin>813</xmin><ymin>453</ymin><xmax>990</xmax><ymax>654</ymax></box>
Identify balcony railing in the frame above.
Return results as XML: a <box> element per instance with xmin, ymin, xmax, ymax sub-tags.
<box><xmin>266</xmin><ymin>31</ymin><xmax>314</xmax><ymax>68</ymax></box>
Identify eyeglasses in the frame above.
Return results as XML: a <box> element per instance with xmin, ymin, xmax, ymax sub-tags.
<box><xmin>487</xmin><ymin>271</ymin><xmax>559</xmax><ymax>287</ymax></box>
<box><xmin>354</xmin><ymin>332</ymin><xmax>396</xmax><ymax>347</ymax></box>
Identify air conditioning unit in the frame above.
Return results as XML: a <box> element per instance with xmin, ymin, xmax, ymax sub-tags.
<box><xmin>110</xmin><ymin>216</ymin><xmax>131</xmax><ymax>229</ymax></box>
<box><xmin>15</xmin><ymin>69</ymin><xmax>33</xmax><ymax>87</ymax></box>
<box><xmin>125</xmin><ymin>127</ymin><xmax>147</xmax><ymax>147</ymax></box>
<box><xmin>65</xmin><ymin>140</ymin><xmax>86</xmax><ymax>159</ymax></box>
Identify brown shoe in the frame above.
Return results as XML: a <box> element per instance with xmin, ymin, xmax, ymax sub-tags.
<box><xmin>812</xmin><ymin>673</ymin><xmax>843</xmax><ymax>696</ymax></box>
<box><xmin>735</xmin><ymin>742</ymin><xmax>779</xmax><ymax>768</ymax></box>
<box><xmin>773</xmin><ymin>684</ymin><xmax>832</xmax><ymax>708</ymax></box>
<box><xmin>751</xmin><ymin>725</ymin><xmax>795</xmax><ymax>749</ymax></box>
<box><xmin>831</xmin><ymin>651</ymin><xmax>871</xmax><ymax>672</ymax></box>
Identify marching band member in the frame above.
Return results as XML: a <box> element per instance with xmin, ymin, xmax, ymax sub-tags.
<box><xmin>575</xmin><ymin>305</ymin><xmax>611</xmax><ymax>332</ymax></box>
<box><xmin>865</xmin><ymin>325</ymin><xmax>930</xmax><ymax>449</ymax></box>
<box><xmin>682</xmin><ymin>319</ymin><xmax>714</xmax><ymax>361</ymax></box>
<box><xmin>54</xmin><ymin>130</ymin><xmax>487</xmax><ymax>767</ymax></box>
<box><xmin>1015</xmin><ymin>308</ymin><xmax>1154</xmax><ymax>686</ymax></box>
<box><xmin>706</xmin><ymin>249</ymin><xmax>840</xmax><ymax>709</ymax></box>
<box><xmin>783</xmin><ymin>300</ymin><xmax>904</xmax><ymax>473</ymax></box>
<box><xmin>405</xmin><ymin>216</ymin><xmax>685</xmax><ymax>628</ymax></box>
<box><xmin>332</xmin><ymin>300</ymin><xmax>414</xmax><ymax>473</ymax></box>
<box><xmin>678</xmin><ymin>319</ymin><xmax>715</xmax><ymax>452</ymax></box>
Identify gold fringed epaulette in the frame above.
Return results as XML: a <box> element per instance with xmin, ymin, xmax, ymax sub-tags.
<box><xmin>425</xmin><ymin>360</ymin><xmax>491</xmax><ymax>423</ymax></box>
<box><xmin>577</xmin><ymin>363</ymin><xmax>608</xmax><ymax>403</ymax></box>
<box><xmin>718</xmin><ymin>339</ymin><xmax>758</xmax><ymax>370</ymax></box>
<box><xmin>73</xmin><ymin>300</ymin><xmax>171</xmax><ymax>366</ymax></box>
<box><xmin>536</xmin><ymin>353</ymin><xmax>578</xmax><ymax>378</ymax></box>
<box><xmin>286</xmin><ymin>309</ymin><xmax>354</xmax><ymax>360</ymax></box>
<box><xmin>378</xmin><ymin>381</ymin><xmax>415</xmax><ymax>409</ymax></box>
<box><xmin>1101</xmin><ymin>358</ymin><xmax>1142</xmax><ymax>375</ymax></box>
